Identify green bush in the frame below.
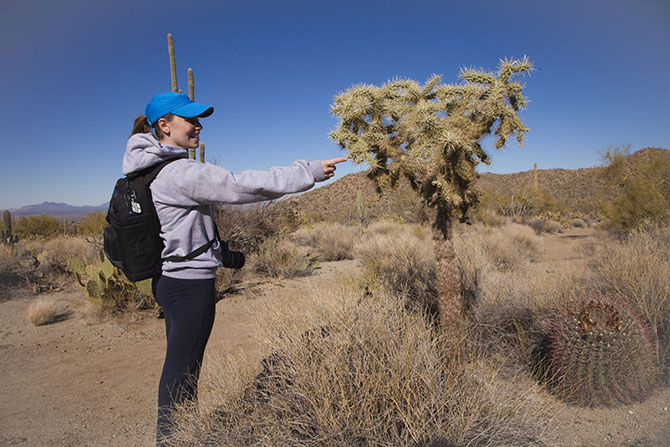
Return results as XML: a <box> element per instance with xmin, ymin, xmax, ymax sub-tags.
<box><xmin>600</xmin><ymin>147</ymin><xmax>670</xmax><ymax>233</ymax></box>
<box><xmin>13</xmin><ymin>215</ymin><xmax>62</xmax><ymax>239</ymax></box>
<box><xmin>78</xmin><ymin>211</ymin><xmax>107</xmax><ymax>236</ymax></box>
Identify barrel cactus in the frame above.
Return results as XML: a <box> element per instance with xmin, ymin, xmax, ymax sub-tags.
<box><xmin>546</xmin><ymin>294</ymin><xmax>660</xmax><ymax>407</ymax></box>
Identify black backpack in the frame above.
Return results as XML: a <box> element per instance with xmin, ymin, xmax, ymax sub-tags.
<box><xmin>103</xmin><ymin>158</ymin><xmax>218</xmax><ymax>282</ymax></box>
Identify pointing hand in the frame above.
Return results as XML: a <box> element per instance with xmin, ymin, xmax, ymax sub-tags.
<box><xmin>321</xmin><ymin>157</ymin><xmax>347</xmax><ymax>179</ymax></box>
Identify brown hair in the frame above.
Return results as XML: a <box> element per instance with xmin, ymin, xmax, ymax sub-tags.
<box><xmin>130</xmin><ymin>113</ymin><xmax>175</xmax><ymax>139</ymax></box>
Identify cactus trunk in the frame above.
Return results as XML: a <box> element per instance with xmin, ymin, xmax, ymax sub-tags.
<box><xmin>188</xmin><ymin>67</ymin><xmax>194</xmax><ymax>100</ymax></box>
<box><xmin>2</xmin><ymin>210</ymin><xmax>11</xmax><ymax>237</ymax></box>
<box><xmin>168</xmin><ymin>33</ymin><xmax>178</xmax><ymax>93</ymax></box>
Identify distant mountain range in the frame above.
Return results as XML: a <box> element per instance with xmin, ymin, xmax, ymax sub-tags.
<box><xmin>5</xmin><ymin>201</ymin><xmax>108</xmax><ymax>219</ymax></box>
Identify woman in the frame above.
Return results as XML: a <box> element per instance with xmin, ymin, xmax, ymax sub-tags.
<box><xmin>122</xmin><ymin>92</ymin><xmax>346</xmax><ymax>445</ymax></box>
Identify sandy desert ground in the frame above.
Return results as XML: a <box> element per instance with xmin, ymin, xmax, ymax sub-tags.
<box><xmin>1</xmin><ymin>228</ymin><xmax>668</xmax><ymax>446</ymax></box>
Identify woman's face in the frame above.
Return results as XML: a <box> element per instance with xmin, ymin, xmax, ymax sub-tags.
<box><xmin>158</xmin><ymin>115</ymin><xmax>202</xmax><ymax>149</ymax></box>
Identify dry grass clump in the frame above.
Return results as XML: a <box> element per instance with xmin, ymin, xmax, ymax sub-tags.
<box><xmin>249</xmin><ymin>237</ymin><xmax>313</xmax><ymax>278</ymax></box>
<box><xmin>453</xmin><ymin>222</ymin><xmax>587</xmax><ymax>363</ymax></box>
<box><xmin>0</xmin><ymin>243</ymin><xmax>20</xmax><ymax>281</ymax></box>
<box><xmin>289</xmin><ymin>222</ymin><xmax>360</xmax><ymax>261</ymax></box>
<box><xmin>454</xmin><ymin>223</ymin><xmax>542</xmax><ymax>274</ymax></box>
<box><xmin>587</xmin><ymin>225</ymin><xmax>670</xmax><ymax>381</ymax></box>
<box><xmin>27</xmin><ymin>297</ymin><xmax>65</xmax><ymax>326</ymax></box>
<box><xmin>215</xmin><ymin>267</ymin><xmax>244</xmax><ymax>295</ymax></box>
<box><xmin>527</xmin><ymin>218</ymin><xmax>563</xmax><ymax>234</ymax></box>
<box><xmin>354</xmin><ymin>222</ymin><xmax>437</xmax><ymax>313</ymax></box>
<box><xmin>169</xmin><ymin>286</ymin><xmax>555</xmax><ymax>447</ymax></box>
<box><xmin>366</xmin><ymin>219</ymin><xmax>431</xmax><ymax>240</ymax></box>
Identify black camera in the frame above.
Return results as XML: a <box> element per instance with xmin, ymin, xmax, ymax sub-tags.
<box><xmin>221</xmin><ymin>242</ymin><xmax>245</xmax><ymax>269</ymax></box>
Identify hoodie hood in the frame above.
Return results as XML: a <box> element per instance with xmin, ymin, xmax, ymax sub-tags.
<box><xmin>122</xmin><ymin>133</ymin><xmax>188</xmax><ymax>175</ymax></box>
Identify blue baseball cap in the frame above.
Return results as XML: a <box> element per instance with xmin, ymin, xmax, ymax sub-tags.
<box><xmin>145</xmin><ymin>92</ymin><xmax>214</xmax><ymax>126</ymax></box>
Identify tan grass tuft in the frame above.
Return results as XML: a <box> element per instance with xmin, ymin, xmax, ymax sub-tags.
<box><xmin>354</xmin><ymin>223</ymin><xmax>437</xmax><ymax>313</ymax></box>
<box><xmin>27</xmin><ymin>297</ymin><xmax>63</xmax><ymax>326</ymax></box>
<box><xmin>249</xmin><ymin>238</ymin><xmax>312</xmax><ymax>278</ymax></box>
<box><xmin>289</xmin><ymin>222</ymin><xmax>360</xmax><ymax>261</ymax></box>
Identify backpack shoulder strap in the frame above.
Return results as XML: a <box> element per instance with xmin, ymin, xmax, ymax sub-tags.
<box><xmin>128</xmin><ymin>157</ymin><xmax>181</xmax><ymax>184</ymax></box>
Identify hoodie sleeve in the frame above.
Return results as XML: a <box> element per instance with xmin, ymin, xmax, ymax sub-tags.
<box><xmin>150</xmin><ymin>158</ymin><xmax>326</xmax><ymax>206</ymax></box>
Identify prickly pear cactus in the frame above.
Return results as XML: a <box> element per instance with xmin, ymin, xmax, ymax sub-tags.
<box><xmin>67</xmin><ymin>255</ymin><xmax>154</xmax><ymax>311</ymax></box>
<box><xmin>546</xmin><ymin>295</ymin><xmax>660</xmax><ymax>407</ymax></box>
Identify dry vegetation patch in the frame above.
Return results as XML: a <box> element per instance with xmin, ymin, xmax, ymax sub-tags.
<box><xmin>249</xmin><ymin>237</ymin><xmax>313</xmax><ymax>279</ymax></box>
<box><xmin>354</xmin><ymin>221</ymin><xmax>437</xmax><ymax>314</ymax></box>
<box><xmin>26</xmin><ymin>297</ymin><xmax>66</xmax><ymax>326</ymax></box>
<box><xmin>170</xmin><ymin>285</ymin><xmax>555</xmax><ymax>447</ymax></box>
<box><xmin>289</xmin><ymin>222</ymin><xmax>360</xmax><ymax>261</ymax></box>
<box><xmin>587</xmin><ymin>226</ymin><xmax>670</xmax><ymax>382</ymax></box>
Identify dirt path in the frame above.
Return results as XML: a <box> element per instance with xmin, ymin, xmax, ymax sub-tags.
<box><xmin>0</xmin><ymin>260</ymin><xmax>357</xmax><ymax>447</ymax></box>
<box><xmin>1</xmin><ymin>229</ymin><xmax>668</xmax><ymax>446</ymax></box>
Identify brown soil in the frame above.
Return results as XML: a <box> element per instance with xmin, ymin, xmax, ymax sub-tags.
<box><xmin>1</xmin><ymin>229</ymin><xmax>668</xmax><ymax>446</ymax></box>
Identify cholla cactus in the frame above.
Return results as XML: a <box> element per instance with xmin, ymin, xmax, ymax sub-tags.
<box><xmin>330</xmin><ymin>58</ymin><xmax>532</xmax><ymax>329</ymax></box>
<box><xmin>331</xmin><ymin>57</ymin><xmax>532</xmax><ymax>229</ymax></box>
<box><xmin>546</xmin><ymin>295</ymin><xmax>660</xmax><ymax>407</ymax></box>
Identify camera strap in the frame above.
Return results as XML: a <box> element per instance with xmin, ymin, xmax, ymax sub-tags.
<box><xmin>161</xmin><ymin>223</ymin><xmax>222</xmax><ymax>263</ymax></box>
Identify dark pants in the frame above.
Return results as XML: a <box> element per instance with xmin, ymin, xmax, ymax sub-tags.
<box><xmin>153</xmin><ymin>275</ymin><xmax>216</xmax><ymax>446</ymax></box>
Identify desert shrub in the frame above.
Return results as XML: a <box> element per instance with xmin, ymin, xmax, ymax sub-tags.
<box><xmin>526</xmin><ymin>218</ymin><xmax>563</xmax><ymax>234</ymax></box>
<box><xmin>249</xmin><ymin>237</ymin><xmax>312</xmax><ymax>279</ymax></box>
<box><xmin>354</xmin><ymin>222</ymin><xmax>437</xmax><ymax>314</ymax></box>
<box><xmin>599</xmin><ymin>147</ymin><xmax>670</xmax><ymax>233</ymax></box>
<box><xmin>13</xmin><ymin>214</ymin><xmax>62</xmax><ymax>239</ymax></box>
<box><xmin>487</xmin><ymin>185</ymin><xmax>565</xmax><ymax>220</ymax></box>
<box><xmin>366</xmin><ymin>219</ymin><xmax>431</xmax><ymax>241</ymax></box>
<box><xmin>0</xmin><ymin>242</ymin><xmax>25</xmax><ymax>288</ymax></box>
<box><xmin>78</xmin><ymin>211</ymin><xmax>107</xmax><ymax>236</ymax></box>
<box><xmin>169</xmin><ymin>287</ymin><xmax>555</xmax><ymax>447</ymax></box>
<box><xmin>587</xmin><ymin>225</ymin><xmax>670</xmax><ymax>382</ymax></box>
<box><xmin>216</xmin><ymin>202</ymin><xmax>302</xmax><ymax>255</ymax></box>
<box><xmin>569</xmin><ymin>217</ymin><xmax>587</xmax><ymax>228</ymax></box>
<box><xmin>215</xmin><ymin>267</ymin><xmax>244</xmax><ymax>295</ymax></box>
<box><xmin>27</xmin><ymin>297</ymin><xmax>64</xmax><ymax>326</ymax></box>
<box><xmin>453</xmin><ymin>223</ymin><xmax>585</xmax><ymax>364</ymax></box>
<box><xmin>454</xmin><ymin>223</ymin><xmax>541</xmax><ymax>274</ymax></box>
<box><xmin>289</xmin><ymin>222</ymin><xmax>360</xmax><ymax>261</ymax></box>
<box><xmin>26</xmin><ymin>236</ymin><xmax>98</xmax><ymax>267</ymax></box>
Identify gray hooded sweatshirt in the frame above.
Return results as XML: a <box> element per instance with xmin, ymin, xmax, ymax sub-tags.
<box><xmin>122</xmin><ymin>133</ymin><xmax>326</xmax><ymax>280</ymax></box>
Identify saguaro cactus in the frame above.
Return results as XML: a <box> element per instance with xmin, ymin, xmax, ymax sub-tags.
<box><xmin>167</xmin><ymin>33</ymin><xmax>179</xmax><ymax>93</ymax></box>
<box><xmin>546</xmin><ymin>295</ymin><xmax>660</xmax><ymax>407</ymax></box>
<box><xmin>330</xmin><ymin>57</ymin><xmax>532</xmax><ymax>330</ymax></box>
<box><xmin>168</xmin><ymin>34</ymin><xmax>206</xmax><ymax>163</ymax></box>
<box><xmin>1</xmin><ymin>210</ymin><xmax>13</xmax><ymax>242</ymax></box>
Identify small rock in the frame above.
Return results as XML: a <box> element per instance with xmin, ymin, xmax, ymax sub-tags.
<box><xmin>628</xmin><ymin>410</ymin><xmax>633</xmax><ymax>414</ymax></box>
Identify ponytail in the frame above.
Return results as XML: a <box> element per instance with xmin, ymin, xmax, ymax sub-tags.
<box><xmin>130</xmin><ymin>113</ymin><xmax>175</xmax><ymax>139</ymax></box>
<box><xmin>130</xmin><ymin>114</ymin><xmax>153</xmax><ymax>137</ymax></box>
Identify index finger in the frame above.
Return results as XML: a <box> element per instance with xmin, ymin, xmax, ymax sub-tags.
<box><xmin>324</xmin><ymin>157</ymin><xmax>348</xmax><ymax>165</ymax></box>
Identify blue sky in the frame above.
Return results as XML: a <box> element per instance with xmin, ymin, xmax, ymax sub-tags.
<box><xmin>1</xmin><ymin>0</ymin><xmax>668</xmax><ymax>209</ymax></box>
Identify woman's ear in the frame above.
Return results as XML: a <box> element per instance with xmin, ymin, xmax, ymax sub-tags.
<box><xmin>157</xmin><ymin>117</ymin><xmax>170</xmax><ymax>136</ymax></box>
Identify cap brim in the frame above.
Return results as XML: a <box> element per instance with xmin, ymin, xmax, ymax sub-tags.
<box><xmin>172</xmin><ymin>102</ymin><xmax>214</xmax><ymax>118</ymax></box>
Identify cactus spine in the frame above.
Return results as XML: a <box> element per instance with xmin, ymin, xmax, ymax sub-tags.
<box><xmin>546</xmin><ymin>295</ymin><xmax>660</xmax><ymax>407</ymax></box>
